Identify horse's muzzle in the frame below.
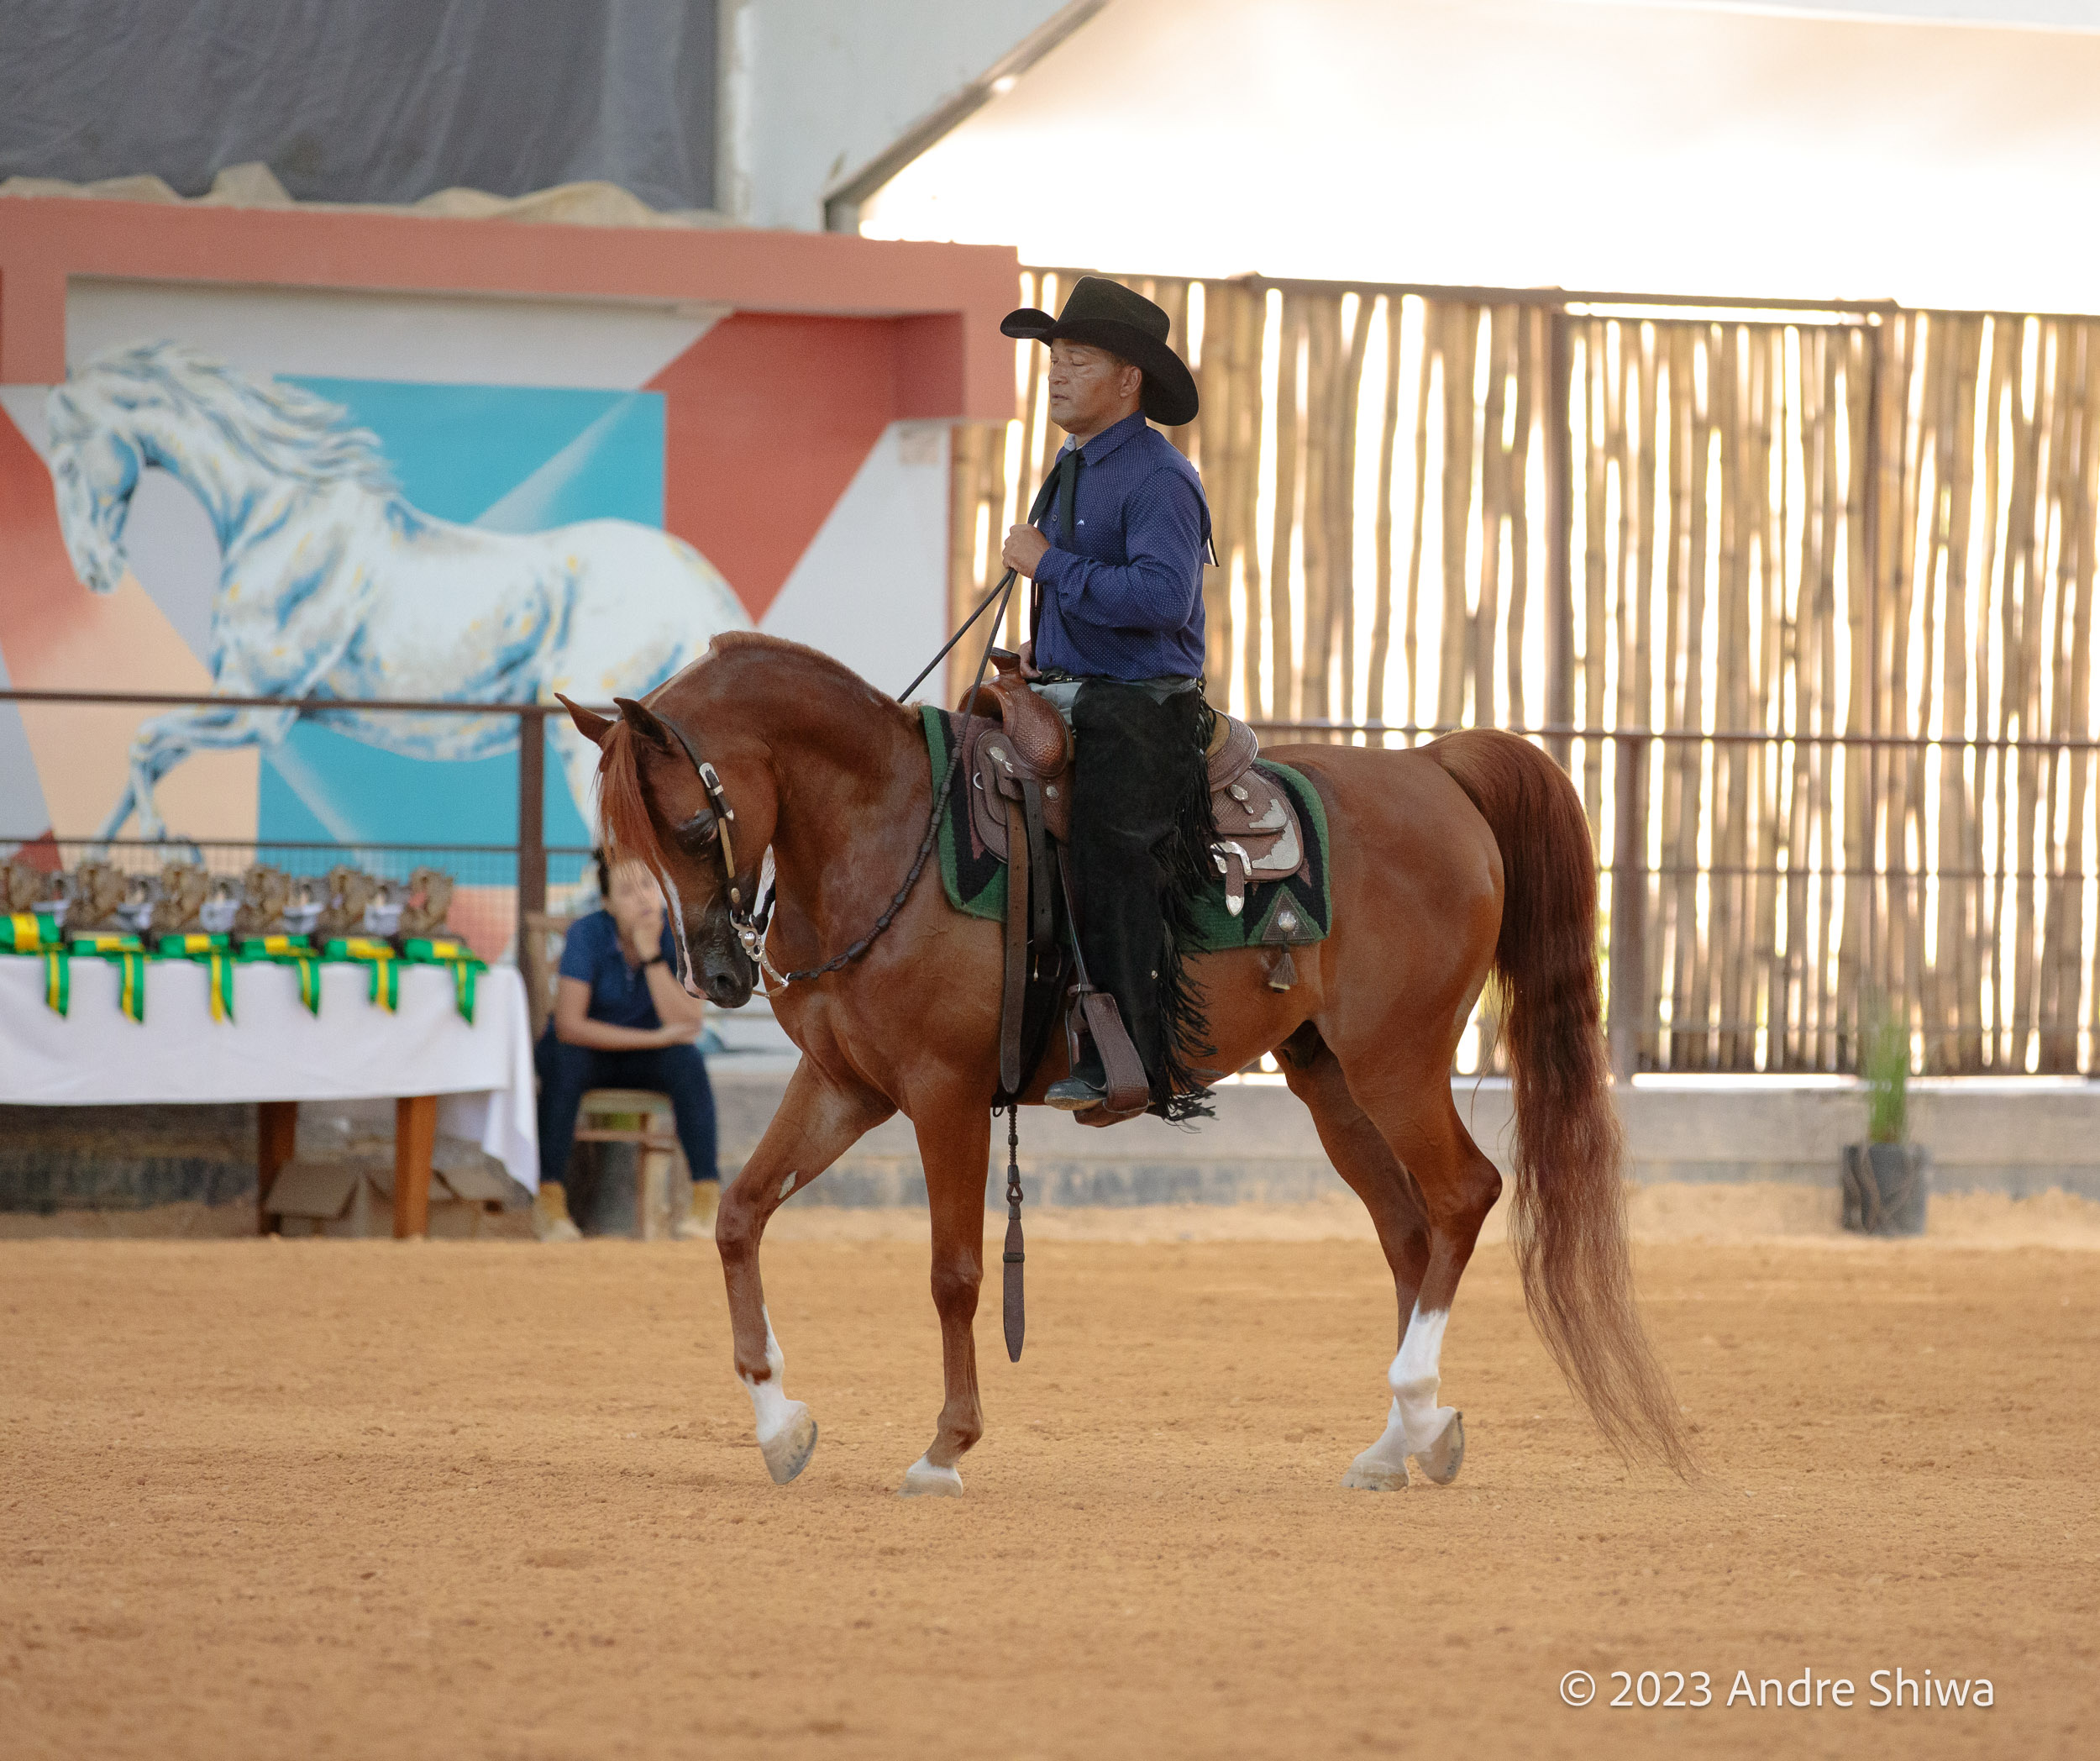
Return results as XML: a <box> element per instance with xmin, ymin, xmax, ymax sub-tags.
<box><xmin>699</xmin><ymin>948</ymin><xmax>755</xmax><ymax>1010</ymax></box>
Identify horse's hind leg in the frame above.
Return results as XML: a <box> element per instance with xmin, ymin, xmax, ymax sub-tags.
<box><xmin>1342</xmin><ymin>1075</ymin><xmax>1503</xmax><ymax>1490</ymax></box>
<box><xmin>897</xmin><ymin>1096</ymin><xmax>995</xmax><ymax>1497</ymax></box>
<box><xmin>1288</xmin><ymin>1029</ymin><xmax>1500</xmax><ymax>1489</ymax></box>
<box><xmin>1281</xmin><ymin>1032</ymin><xmax>1434</xmax><ymax>1489</ymax></box>
<box><xmin>715</xmin><ymin>1059</ymin><xmax>893</xmax><ymax>1485</ymax></box>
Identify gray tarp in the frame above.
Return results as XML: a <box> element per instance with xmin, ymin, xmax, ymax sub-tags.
<box><xmin>0</xmin><ymin>0</ymin><xmax>717</xmax><ymax>212</ymax></box>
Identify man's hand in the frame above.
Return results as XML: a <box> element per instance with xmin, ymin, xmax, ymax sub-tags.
<box><xmin>1018</xmin><ymin>639</ymin><xmax>1042</xmax><ymax>681</ymax></box>
<box><xmin>1001</xmin><ymin>523</ymin><xmax>1050</xmax><ymax>578</ymax></box>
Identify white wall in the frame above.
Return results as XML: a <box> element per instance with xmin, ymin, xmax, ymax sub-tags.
<box><xmin>757</xmin><ymin>422</ymin><xmax>953</xmax><ymax>698</ymax></box>
<box><xmin>717</xmin><ymin>0</ymin><xmax>1079</xmax><ymax>229</ymax></box>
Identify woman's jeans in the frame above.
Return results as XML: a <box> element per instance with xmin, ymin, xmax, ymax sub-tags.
<box><xmin>535</xmin><ymin>1032</ymin><xmax>720</xmax><ymax>1191</ymax></box>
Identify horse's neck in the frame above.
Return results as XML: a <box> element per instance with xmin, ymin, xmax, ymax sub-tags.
<box><xmin>758</xmin><ymin>676</ymin><xmax>921</xmax><ymax>907</ymax></box>
<box><xmin>129</xmin><ymin>408</ymin><xmax>323</xmax><ymax>555</ymax></box>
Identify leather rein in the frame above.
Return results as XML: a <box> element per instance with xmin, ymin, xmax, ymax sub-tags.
<box><xmin>612</xmin><ymin>567</ymin><xmax>1018</xmax><ymax>996</ymax></box>
<box><xmin>623</xmin><ymin>699</ymin><xmax>967</xmax><ymax>996</ymax></box>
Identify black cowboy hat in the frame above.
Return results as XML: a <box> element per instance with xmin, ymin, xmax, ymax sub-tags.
<box><xmin>1000</xmin><ymin>276</ymin><xmax>1199</xmax><ymax>428</ymax></box>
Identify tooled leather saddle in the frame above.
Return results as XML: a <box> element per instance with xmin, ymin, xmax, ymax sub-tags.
<box><xmin>955</xmin><ymin>654</ymin><xmax>1310</xmax><ymax>1125</ymax></box>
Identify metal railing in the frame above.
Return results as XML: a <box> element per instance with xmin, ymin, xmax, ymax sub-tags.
<box><xmin>1249</xmin><ymin>719</ymin><xmax>2099</xmax><ymax>1080</ymax></box>
<box><xmin>1</xmin><ymin>687</ymin><xmax>606</xmax><ymax>1012</ymax></box>
<box><xmin>11</xmin><ymin>691</ymin><xmax>2092</xmax><ymax>1078</ymax></box>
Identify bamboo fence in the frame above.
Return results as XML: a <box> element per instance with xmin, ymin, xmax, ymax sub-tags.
<box><xmin>949</xmin><ymin>272</ymin><xmax>2100</xmax><ymax>1078</ymax></box>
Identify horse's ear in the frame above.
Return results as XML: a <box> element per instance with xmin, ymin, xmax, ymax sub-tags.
<box><xmin>612</xmin><ymin>696</ymin><xmax>673</xmax><ymax>751</ymax></box>
<box><xmin>555</xmin><ymin>692</ymin><xmax>615</xmax><ymax>748</ymax></box>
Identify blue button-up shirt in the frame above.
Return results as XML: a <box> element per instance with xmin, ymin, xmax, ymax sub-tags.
<box><xmin>1032</xmin><ymin>411</ymin><xmax>1210</xmax><ymax>681</ymax></box>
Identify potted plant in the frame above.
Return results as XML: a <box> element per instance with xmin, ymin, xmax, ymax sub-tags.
<box><xmin>1841</xmin><ymin>1006</ymin><xmax>1929</xmax><ymax>1236</ymax></box>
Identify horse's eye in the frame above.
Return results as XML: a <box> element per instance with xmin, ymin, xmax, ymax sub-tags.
<box><xmin>673</xmin><ymin>809</ymin><xmax>718</xmax><ymax>851</ymax></box>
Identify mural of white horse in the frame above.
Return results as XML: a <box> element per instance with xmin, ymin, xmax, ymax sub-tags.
<box><xmin>46</xmin><ymin>341</ymin><xmax>749</xmax><ymax>842</ymax></box>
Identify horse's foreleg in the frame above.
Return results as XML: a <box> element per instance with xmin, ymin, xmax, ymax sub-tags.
<box><xmin>899</xmin><ymin>1100</ymin><xmax>994</xmax><ymax>1497</ymax></box>
<box><xmin>714</xmin><ymin>1057</ymin><xmax>893</xmax><ymax>1485</ymax></box>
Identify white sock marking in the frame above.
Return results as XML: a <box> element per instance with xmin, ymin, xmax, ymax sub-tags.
<box><xmin>741</xmin><ymin>1307</ymin><xmax>796</xmax><ymax>1445</ymax></box>
<box><xmin>1389</xmin><ymin>1304</ymin><xmax>1454</xmax><ymax>1454</ymax></box>
<box><xmin>900</xmin><ymin>1453</ymin><xmax>963</xmax><ymax>1496</ymax></box>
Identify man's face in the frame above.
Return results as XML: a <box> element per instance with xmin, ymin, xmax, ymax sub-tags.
<box><xmin>1047</xmin><ymin>341</ymin><xmax>1142</xmax><ymax>436</ymax></box>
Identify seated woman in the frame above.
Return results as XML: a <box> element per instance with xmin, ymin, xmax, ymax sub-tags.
<box><xmin>534</xmin><ymin>851</ymin><xmax>719</xmax><ymax>1242</ymax></box>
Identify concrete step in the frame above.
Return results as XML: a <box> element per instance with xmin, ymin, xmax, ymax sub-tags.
<box><xmin>707</xmin><ymin>1068</ymin><xmax>2100</xmax><ymax>1206</ymax></box>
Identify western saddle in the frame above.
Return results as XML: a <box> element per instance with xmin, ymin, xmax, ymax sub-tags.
<box><xmin>955</xmin><ymin>654</ymin><xmax>1310</xmax><ymax>1124</ymax></box>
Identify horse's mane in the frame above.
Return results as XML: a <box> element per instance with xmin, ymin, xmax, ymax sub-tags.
<box><xmin>704</xmin><ymin>629</ymin><xmax>895</xmax><ymax>702</ymax></box>
<box><xmin>72</xmin><ymin>341</ymin><xmax>396</xmax><ymax>493</ymax></box>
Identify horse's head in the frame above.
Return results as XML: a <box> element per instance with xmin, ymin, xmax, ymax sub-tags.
<box><xmin>45</xmin><ymin>342</ymin><xmax>394</xmax><ymax>597</ymax></box>
<box><xmin>564</xmin><ymin>678</ymin><xmax>780</xmax><ymax>1011</ymax></box>
<box><xmin>45</xmin><ymin>379</ymin><xmax>143</xmax><ymax>596</ymax></box>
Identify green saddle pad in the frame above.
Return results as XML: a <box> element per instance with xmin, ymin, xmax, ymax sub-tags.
<box><xmin>918</xmin><ymin>707</ymin><xmax>1331</xmax><ymax>953</ymax></box>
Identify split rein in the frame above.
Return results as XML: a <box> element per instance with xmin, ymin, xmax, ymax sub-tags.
<box><xmin>620</xmin><ymin>568</ymin><xmax>1021</xmax><ymax>996</ymax></box>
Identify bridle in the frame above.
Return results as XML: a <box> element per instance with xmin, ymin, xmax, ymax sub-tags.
<box><xmin>611</xmin><ymin>667</ymin><xmax>977</xmax><ymax>996</ymax></box>
<box><xmin>614</xmin><ymin>703</ymin><xmax>785</xmax><ymax>989</ymax></box>
<box><xmin>605</xmin><ymin>564</ymin><xmax>1024</xmax><ymax>997</ymax></box>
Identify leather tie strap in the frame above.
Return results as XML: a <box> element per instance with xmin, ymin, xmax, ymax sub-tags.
<box><xmin>999</xmin><ymin>793</ymin><xmax>1029</xmax><ymax>1097</ymax></box>
<box><xmin>1002</xmin><ymin>1103</ymin><xmax>1026</xmax><ymax>1362</ymax></box>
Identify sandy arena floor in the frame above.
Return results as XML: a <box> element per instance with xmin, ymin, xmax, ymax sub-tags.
<box><xmin>3</xmin><ymin>1211</ymin><xmax>2096</xmax><ymax>1759</ymax></box>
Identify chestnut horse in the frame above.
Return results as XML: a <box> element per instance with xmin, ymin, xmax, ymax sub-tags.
<box><xmin>566</xmin><ymin>633</ymin><xmax>1688</xmax><ymax>1496</ymax></box>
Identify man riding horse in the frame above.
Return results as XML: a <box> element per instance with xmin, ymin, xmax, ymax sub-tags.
<box><xmin>998</xmin><ymin>277</ymin><xmax>1215</xmax><ymax>1115</ymax></box>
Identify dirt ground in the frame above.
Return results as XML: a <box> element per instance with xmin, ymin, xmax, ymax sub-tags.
<box><xmin>3</xmin><ymin>1209</ymin><xmax>2096</xmax><ymax>1759</ymax></box>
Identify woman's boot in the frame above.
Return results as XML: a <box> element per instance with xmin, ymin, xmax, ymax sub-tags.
<box><xmin>533</xmin><ymin>1180</ymin><xmax>584</xmax><ymax>1243</ymax></box>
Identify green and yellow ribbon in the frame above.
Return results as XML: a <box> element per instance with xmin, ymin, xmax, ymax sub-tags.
<box><xmin>323</xmin><ymin>936</ymin><xmax>399</xmax><ymax>1011</ymax></box>
<box><xmin>66</xmin><ymin>933</ymin><xmax>147</xmax><ymax>1023</ymax></box>
<box><xmin>10</xmin><ymin>916</ymin><xmax>486</xmax><ymax>1028</ymax></box>
<box><xmin>239</xmin><ymin>934</ymin><xmax>322</xmax><ymax>1016</ymax></box>
<box><xmin>400</xmin><ymin>936</ymin><xmax>488</xmax><ymax>1024</ymax></box>
<box><xmin>156</xmin><ymin>932</ymin><xmax>237</xmax><ymax>1023</ymax></box>
<box><xmin>4</xmin><ymin>911</ymin><xmax>57</xmax><ymax>954</ymax></box>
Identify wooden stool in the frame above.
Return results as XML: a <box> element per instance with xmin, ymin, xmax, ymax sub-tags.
<box><xmin>574</xmin><ymin>1088</ymin><xmax>683</xmax><ymax>1240</ymax></box>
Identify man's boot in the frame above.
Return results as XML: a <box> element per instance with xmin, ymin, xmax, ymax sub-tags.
<box><xmin>533</xmin><ymin>1180</ymin><xmax>583</xmax><ymax>1243</ymax></box>
<box><xmin>1045</xmin><ymin>1049</ymin><xmax>1107</xmax><ymax>1110</ymax></box>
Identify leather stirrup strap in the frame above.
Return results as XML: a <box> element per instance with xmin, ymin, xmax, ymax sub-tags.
<box><xmin>999</xmin><ymin>792</ymin><xmax>1029</xmax><ymax>1096</ymax></box>
<box><xmin>1080</xmin><ymin>991</ymin><xmax>1152</xmax><ymax>1116</ymax></box>
<box><xmin>1021</xmin><ymin>777</ymin><xmax>1053</xmax><ymax>950</ymax></box>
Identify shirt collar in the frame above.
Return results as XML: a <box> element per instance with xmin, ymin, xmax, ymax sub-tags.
<box><xmin>1061</xmin><ymin>409</ymin><xmax>1150</xmax><ymax>465</ymax></box>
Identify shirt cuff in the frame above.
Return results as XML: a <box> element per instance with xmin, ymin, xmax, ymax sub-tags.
<box><xmin>1032</xmin><ymin>546</ymin><xmax>1072</xmax><ymax>591</ymax></box>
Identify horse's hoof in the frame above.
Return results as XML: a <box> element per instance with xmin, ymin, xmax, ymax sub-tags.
<box><xmin>899</xmin><ymin>1455</ymin><xmax>964</xmax><ymax>1498</ymax></box>
<box><xmin>1341</xmin><ymin>1455</ymin><xmax>1410</xmax><ymax>1491</ymax></box>
<box><xmin>1414</xmin><ymin>1411</ymin><xmax>1465</xmax><ymax>1485</ymax></box>
<box><xmin>758</xmin><ymin>1406</ymin><xmax>817</xmax><ymax>1485</ymax></box>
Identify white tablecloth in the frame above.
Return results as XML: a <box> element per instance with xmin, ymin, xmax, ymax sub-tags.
<box><xmin>0</xmin><ymin>957</ymin><xmax>539</xmax><ymax>1191</ymax></box>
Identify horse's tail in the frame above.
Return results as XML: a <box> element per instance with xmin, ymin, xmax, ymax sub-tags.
<box><xmin>1429</xmin><ymin>729</ymin><xmax>1692</xmax><ymax>1476</ymax></box>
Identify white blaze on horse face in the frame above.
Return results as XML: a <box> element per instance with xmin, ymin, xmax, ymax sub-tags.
<box><xmin>741</xmin><ymin>1307</ymin><xmax>797</xmax><ymax>1443</ymax></box>
<box><xmin>1390</xmin><ymin>1305</ymin><xmax>1455</xmax><ymax>1453</ymax></box>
